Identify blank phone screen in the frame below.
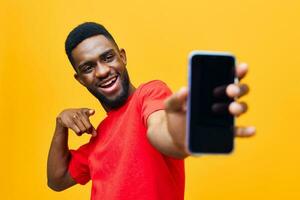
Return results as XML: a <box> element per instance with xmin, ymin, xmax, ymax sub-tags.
<box><xmin>188</xmin><ymin>54</ymin><xmax>235</xmax><ymax>153</ymax></box>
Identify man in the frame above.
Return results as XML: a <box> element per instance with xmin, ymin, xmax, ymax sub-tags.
<box><xmin>47</xmin><ymin>22</ymin><xmax>255</xmax><ymax>200</ymax></box>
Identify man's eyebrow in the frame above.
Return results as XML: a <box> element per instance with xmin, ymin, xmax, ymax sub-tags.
<box><xmin>99</xmin><ymin>49</ymin><xmax>114</xmax><ymax>58</ymax></box>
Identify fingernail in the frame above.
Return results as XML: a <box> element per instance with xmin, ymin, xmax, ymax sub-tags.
<box><xmin>231</xmin><ymin>102</ymin><xmax>242</xmax><ymax>110</ymax></box>
<box><xmin>232</xmin><ymin>86</ymin><xmax>240</xmax><ymax>95</ymax></box>
<box><xmin>246</xmin><ymin>126</ymin><xmax>256</xmax><ymax>134</ymax></box>
<box><xmin>240</xmin><ymin>63</ymin><xmax>248</xmax><ymax>68</ymax></box>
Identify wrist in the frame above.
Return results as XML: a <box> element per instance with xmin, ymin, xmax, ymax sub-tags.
<box><xmin>55</xmin><ymin>117</ymin><xmax>68</xmax><ymax>134</ymax></box>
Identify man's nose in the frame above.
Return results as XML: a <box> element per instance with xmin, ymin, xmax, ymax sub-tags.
<box><xmin>95</xmin><ymin>62</ymin><xmax>110</xmax><ymax>78</ymax></box>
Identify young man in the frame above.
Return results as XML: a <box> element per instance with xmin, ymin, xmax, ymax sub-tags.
<box><xmin>47</xmin><ymin>22</ymin><xmax>255</xmax><ymax>200</ymax></box>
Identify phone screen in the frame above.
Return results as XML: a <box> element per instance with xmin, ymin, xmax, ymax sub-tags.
<box><xmin>187</xmin><ymin>52</ymin><xmax>236</xmax><ymax>154</ymax></box>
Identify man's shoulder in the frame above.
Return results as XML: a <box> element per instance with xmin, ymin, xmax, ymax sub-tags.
<box><xmin>137</xmin><ymin>80</ymin><xmax>169</xmax><ymax>91</ymax></box>
<box><xmin>135</xmin><ymin>80</ymin><xmax>172</xmax><ymax>100</ymax></box>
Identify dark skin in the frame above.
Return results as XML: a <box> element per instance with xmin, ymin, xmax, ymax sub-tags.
<box><xmin>47</xmin><ymin>35</ymin><xmax>255</xmax><ymax>191</ymax></box>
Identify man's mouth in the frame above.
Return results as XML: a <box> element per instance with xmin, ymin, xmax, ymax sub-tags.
<box><xmin>98</xmin><ymin>75</ymin><xmax>118</xmax><ymax>89</ymax></box>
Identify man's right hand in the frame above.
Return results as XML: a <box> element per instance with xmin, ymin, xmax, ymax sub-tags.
<box><xmin>48</xmin><ymin>108</ymin><xmax>96</xmax><ymax>191</ymax></box>
<box><xmin>56</xmin><ymin>108</ymin><xmax>97</xmax><ymax>137</ymax></box>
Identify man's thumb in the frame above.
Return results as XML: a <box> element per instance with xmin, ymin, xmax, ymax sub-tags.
<box><xmin>87</xmin><ymin>109</ymin><xmax>95</xmax><ymax>116</ymax></box>
<box><xmin>165</xmin><ymin>87</ymin><xmax>188</xmax><ymax>112</ymax></box>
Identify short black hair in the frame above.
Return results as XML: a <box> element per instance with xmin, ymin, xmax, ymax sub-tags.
<box><xmin>65</xmin><ymin>22</ymin><xmax>117</xmax><ymax>67</ymax></box>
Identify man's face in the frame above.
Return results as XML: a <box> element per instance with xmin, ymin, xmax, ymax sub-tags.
<box><xmin>72</xmin><ymin>35</ymin><xmax>131</xmax><ymax>110</ymax></box>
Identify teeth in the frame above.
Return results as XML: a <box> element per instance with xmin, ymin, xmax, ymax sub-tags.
<box><xmin>101</xmin><ymin>79</ymin><xmax>113</xmax><ymax>87</ymax></box>
<box><xmin>100</xmin><ymin>76</ymin><xmax>117</xmax><ymax>87</ymax></box>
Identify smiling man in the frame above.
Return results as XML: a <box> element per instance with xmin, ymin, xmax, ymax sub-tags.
<box><xmin>47</xmin><ymin>22</ymin><xmax>255</xmax><ymax>200</ymax></box>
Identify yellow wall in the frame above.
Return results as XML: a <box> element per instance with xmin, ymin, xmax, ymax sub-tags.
<box><xmin>1</xmin><ymin>0</ymin><xmax>300</xmax><ymax>199</ymax></box>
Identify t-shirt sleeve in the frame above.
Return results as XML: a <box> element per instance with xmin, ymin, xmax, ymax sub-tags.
<box><xmin>139</xmin><ymin>80</ymin><xmax>172</xmax><ymax>126</ymax></box>
<box><xmin>68</xmin><ymin>143</ymin><xmax>91</xmax><ymax>185</ymax></box>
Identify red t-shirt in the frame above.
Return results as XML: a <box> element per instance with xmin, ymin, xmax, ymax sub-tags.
<box><xmin>68</xmin><ymin>80</ymin><xmax>185</xmax><ymax>200</ymax></box>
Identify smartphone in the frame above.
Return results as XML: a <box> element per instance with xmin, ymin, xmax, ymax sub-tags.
<box><xmin>187</xmin><ymin>51</ymin><xmax>236</xmax><ymax>154</ymax></box>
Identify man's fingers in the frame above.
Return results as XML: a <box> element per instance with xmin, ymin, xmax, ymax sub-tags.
<box><xmin>235</xmin><ymin>126</ymin><xmax>256</xmax><ymax>137</ymax></box>
<box><xmin>72</xmin><ymin>114</ymin><xmax>87</xmax><ymax>134</ymax></box>
<box><xmin>229</xmin><ymin>101</ymin><xmax>248</xmax><ymax>116</ymax></box>
<box><xmin>58</xmin><ymin>108</ymin><xmax>97</xmax><ymax>137</ymax></box>
<box><xmin>71</xmin><ymin>112</ymin><xmax>97</xmax><ymax>137</ymax></box>
<box><xmin>78</xmin><ymin>108</ymin><xmax>97</xmax><ymax>137</ymax></box>
<box><xmin>226</xmin><ymin>83</ymin><xmax>249</xmax><ymax>98</ymax></box>
<box><xmin>236</xmin><ymin>63</ymin><xmax>248</xmax><ymax>80</ymax></box>
<box><xmin>85</xmin><ymin>109</ymin><xmax>97</xmax><ymax>137</ymax></box>
<box><xmin>81</xmin><ymin>108</ymin><xmax>95</xmax><ymax>117</ymax></box>
<box><xmin>79</xmin><ymin>113</ymin><xmax>97</xmax><ymax>137</ymax></box>
<box><xmin>165</xmin><ymin>87</ymin><xmax>188</xmax><ymax>112</ymax></box>
<box><xmin>68</xmin><ymin>121</ymin><xmax>82</xmax><ymax>136</ymax></box>
<box><xmin>87</xmin><ymin>109</ymin><xmax>95</xmax><ymax>116</ymax></box>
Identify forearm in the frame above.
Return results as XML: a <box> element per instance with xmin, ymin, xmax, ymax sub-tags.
<box><xmin>147</xmin><ymin>111</ymin><xmax>190</xmax><ymax>159</ymax></box>
<box><xmin>47</xmin><ymin>119</ymin><xmax>71</xmax><ymax>190</ymax></box>
<box><xmin>147</xmin><ymin>125</ymin><xmax>188</xmax><ymax>159</ymax></box>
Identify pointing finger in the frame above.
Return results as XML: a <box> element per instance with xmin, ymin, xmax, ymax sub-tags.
<box><xmin>82</xmin><ymin>108</ymin><xmax>95</xmax><ymax>117</ymax></box>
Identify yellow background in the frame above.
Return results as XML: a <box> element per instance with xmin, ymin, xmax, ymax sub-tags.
<box><xmin>1</xmin><ymin>0</ymin><xmax>300</xmax><ymax>199</ymax></box>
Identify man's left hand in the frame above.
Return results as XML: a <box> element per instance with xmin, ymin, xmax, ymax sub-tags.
<box><xmin>164</xmin><ymin>63</ymin><xmax>256</xmax><ymax>155</ymax></box>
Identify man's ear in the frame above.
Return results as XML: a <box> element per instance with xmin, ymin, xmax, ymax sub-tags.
<box><xmin>119</xmin><ymin>48</ymin><xmax>127</xmax><ymax>66</ymax></box>
<box><xmin>74</xmin><ymin>73</ymin><xmax>85</xmax><ymax>86</ymax></box>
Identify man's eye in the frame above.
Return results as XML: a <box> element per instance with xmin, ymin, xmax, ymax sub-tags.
<box><xmin>82</xmin><ymin>66</ymin><xmax>93</xmax><ymax>73</ymax></box>
<box><xmin>104</xmin><ymin>54</ymin><xmax>114</xmax><ymax>62</ymax></box>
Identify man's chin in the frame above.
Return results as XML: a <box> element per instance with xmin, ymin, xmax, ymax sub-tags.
<box><xmin>91</xmin><ymin>87</ymin><xmax>129</xmax><ymax>109</ymax></box>
<box><xmin>89</xmin><ymin>70</ymin><xmax>130</xmax><ymax>110</ymax></box>
<box><xmin>101</xmin><ymin>93</ymin><xmax>129</xmax><ymax>109</ymax></box>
